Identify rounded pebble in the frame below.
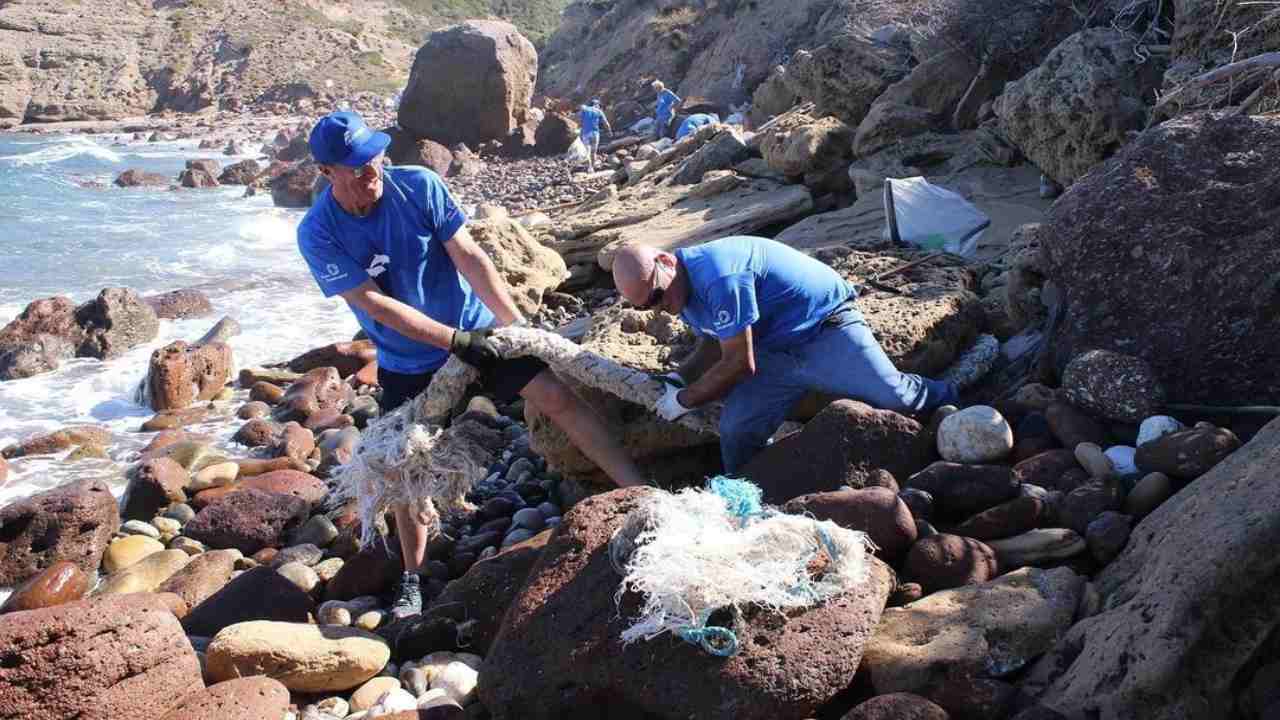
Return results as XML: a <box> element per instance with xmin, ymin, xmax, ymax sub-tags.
<box><xmin>1074</xmin><ymin>442</ymin><xmax>1115</xmax><ymax>479</ymax></box>
<box><xmin>1104</xmin><ymin>445</ymin><xmax>1138</xmax><ymax>475</ymax></box>
<box><xmin>121</xmin><ymin>520</ymin><xmax>161</xmax><ymax>539</ymax></box>
<box><xmin>1137</xmin><ymin>415</ymin><xmax>1184</xmax><ymax>447</ymax></box>
<box><xmin>163</xmin><ymin>503</ymin><xmax>197</xmax><ymax>523</ymax></box>
<box><xmin>937</xmin><ymin>405</ymin><xmax>1014</xmax><ymax>464</ymax></box>
<box><xmin>510</xmin><ymin>507</ymin><xmax>546</xmax><ymax>532</ymax></box>
<box><xmin>1124</xmin><ymin>471</ymin><xmax>1173</xmax><ymax>518</ymax></box>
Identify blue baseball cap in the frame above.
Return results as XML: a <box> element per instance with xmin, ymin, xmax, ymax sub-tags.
<box><xmin>308</xmin><ymin>111</ymin><xmax>391</xmax><ymax>167</ymax></box>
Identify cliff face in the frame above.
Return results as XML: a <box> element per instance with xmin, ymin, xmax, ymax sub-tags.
<box><xmin>537</xmin><ymin>0</ymin><xmax>862</xmax><ymax>108</ymax></box>
<box><xmin>0</xmin><ymin>0</ymin><xmax>572</xmax><ymax>127</ymax></box>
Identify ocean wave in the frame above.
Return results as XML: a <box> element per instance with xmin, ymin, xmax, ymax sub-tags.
<box><xmin>0</xmin><ymin>136</ymin><xmax>123</xmax><ymax>166</ymax></box>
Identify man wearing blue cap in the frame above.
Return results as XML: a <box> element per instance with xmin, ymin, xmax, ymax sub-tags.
<box><xmin>296</xmin><ymin>112</ymin><xmax>646</xmax><ymax>618</ymax></box>
<box><xmin>578</xmin><ymin>99</ymin><xmax>611</xmax><ymax>172</ymax></box>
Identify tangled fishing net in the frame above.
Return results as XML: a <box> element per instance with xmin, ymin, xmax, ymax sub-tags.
<box><xmin>331</xmin><ymin>326</ymin><xmax>721</xmax><ymax>545</ymax></box>
<box><xmin>332</xmin><ymin>324</ymin><xmax>998</xmax><ymax>547</ymax></box>
<box><xmin>609</xmin><ymin>476</ymin><xmax>875</xmax><ymax>656</ymax></box>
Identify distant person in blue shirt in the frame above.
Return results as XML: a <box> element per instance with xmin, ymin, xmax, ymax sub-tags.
<box><xmin>651</xmin><ymin>80</ymin><xmax>681</xmax><ymax>139</ymax></box>
<box><xmin>578</xmin><ymin>98</ymin><xmax>612</xmax><ymax>172</ymax></box>
<box><xmin>676</xmin><ymin>113</ymin><xmax>719</xmax><ymax>140</ymax></box>
<box><xmin>296</xmin><ymin>111</ymin><xmax>644</xmax><ymax>619</ymax></box>
<box><xmin>611</xmin><ymin>237</ymin><xmax>957</xmax><ymax>472</ymax></box>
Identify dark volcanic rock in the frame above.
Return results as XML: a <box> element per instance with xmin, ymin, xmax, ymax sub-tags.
<box><xmin>432</xmin><ymin>529</ymin><xmax>551</xmax><ymax>654</ymax></box>
<box><xmin>182</xmin><ymin>565</ymin><xmax>316</xmax><ymax>637</ymax></box>
<box><xmin>783</xmin><ymin>486</ymin><xmax>918</xmax><ymax>563</ymax></box>
<box><xmin>325</xmin><ymin>541</ymin><xmax>403</xmax><ymax>601</ymax></box>
<box><xmin>480</xmin><ymin>487</ymin><xmax>894</xmax><ymax>720</ymax></box>
<box><xmin>904</xmin><ymin>463</ymin><xmax>1020</xmax><ymax>520</ymax></box>
<box><xmin>74</xmin><ymin>287</ymin><xmax>159</xmax><ymax>359</ymax></box>
<box><xmin>742</xmin><ymin>400</ymin><xmax>935</xmax><ymax>505</ymax></box>
<box><xmin>143</xmin><ymin>289</ymin><xmax>214</xmax><ymax>320</ymax></box>
<box><xmin>1042</xmin><ymin>113</ymin><xmax>1280</xmax><ymax>406</ymax></box>
<box><xmin>0</xmin><ymin>593</ymin><xmax>203</xmax><ymax>720</ymax></box>
<box><xmin>122</xmin><ymin>456</ymin><xmax>190</xmax><ymax>521</ymax></box>
<box><xmin>1135</xmin><ymin>425</ymin><xmax>1242</xmax><ymax>480</ymax></box>
<box><xmin>0</xmin><ymin>478</ymin><xmax>119</xmax><ymax>586</ymax></box>
<box><xmin>182</xmin><ymin>488</ymin><xmax>309</xmax><ymax>555</ymax></box>
<box><xmin>904</xmin><ymin>534</ymin><xmax>999</xmax><ymax>593</ymax></box>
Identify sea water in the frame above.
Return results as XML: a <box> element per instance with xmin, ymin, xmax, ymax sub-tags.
<box><xmin>0</xmin><ymin>131</ymin><xmax>360</xmax><ymax>508</ymax></box>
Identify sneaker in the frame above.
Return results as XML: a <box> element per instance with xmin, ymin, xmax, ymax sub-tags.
<box><xmin>390</xmin><ymin>572</ymin><xmax>422</xmax><ymax>620</ymax></box>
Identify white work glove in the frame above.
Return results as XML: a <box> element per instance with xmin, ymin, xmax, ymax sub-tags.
<box><xmin>655</xmin><ymin>382</ymin><xmax>693</xmax><ymax>422</ymax></box>
<box><xmin>653</xmin><ymin>371</ymin><xmax>685</xmax><ymax>388</ymax></box>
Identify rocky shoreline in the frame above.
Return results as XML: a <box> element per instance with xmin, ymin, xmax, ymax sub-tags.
<box><xmin>3</xmin><ymin>6</ymin><xmax>1280</xmax><ymax>720</ymax></box>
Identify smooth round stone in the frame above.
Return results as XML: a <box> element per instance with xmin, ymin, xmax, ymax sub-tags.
<box><xmin>505</xmin><ymin>457</ymin><xmax>536</xmax><ymax>483</ymax></box>
<box><xmin>1104</xmin><ymin>446</ymin><xmax>1138</xmax><ymax>476</ymax></box>
<box><xmin>511</xmin><ymin>507</ymin><xmax>546</xmax><ymax>532</ymax></box>
<box><xmin>191</xmin><ymin>461</ymin><xmax>240</xmax><ymax>492</ymax></box>
<box><xmin>373</xmin><ymin>688</ymin><xmax>417</xmax><ymax>714</ymax></box>
<box><xmin>536</xmin><ymin>502</ymin><xmax>560</xmax><ymax>518</ymax></box>
<box><xmin>355</xmin><ymin>610</ymin><xmax>385</xmax><ymax>631</ymax></box>
<box><xmin>478</xmin><ymin>546</ymin><xmax>497</xmax><ymax>561</ymax></box>
<box><xmin>169</xmin><ymin>536</ymin><xmax>207</xmax><ymax>555</ymax></box>
<box><xmin>164</xmin><ymin>503</ymin><xmax>197</xmax><ymax>523</ymax></box>
<box><xmin>316</xmin><ymin>697</ymin><xmax>349</xmax><ymax>717</ymax></box>
<box><xmin>152</xmin><ymin>516</ymin><xmax>182</xmax><ymax>540</ymax></box>
<box><xmin>237</xmin><ymin>401</ymin><xmax>271</xmax><ymax>420</ymax></box>
<box><xmin>104</xmin><ymin>535</ymin><xmax>166</xmax><ymax>573</ymax></box>
<box><xmin>121</xmin><ymin>519</ymin><xmax>161</xmax><ymax>539</ymax></box>
<box><xmin>1137</xmin><ymin>415</ymin><xmax>1185</xmax><ymax>447</ymax></box>
<box><xmin>314</xmin><ymin>557</ymin><xmax>345</xmax><ymax>582</ymax></box>
<box><xmin>502</xmin><ymin>528</ymin><xmax>536</xmax><ymax>549</ymax></box>
<box><xmin>1074</xmin><ymin>442</ymin><xmax>1115</xmax><ymax>479</ymax></box>
<box><xmin>277</xmin><ymin>561</ymin><xmax>321</xmax><ymax>594</ymax></box>
<box><xmin>272</xmin><ymin>543</ymin><xmax>325</xmax><ymax>568</ymax></box>
<box><xmin>1124</xmin><ymin>472</ymin><xmax>1173</xmax><ymax>518</ymax></box>
<box><xmin>431</xmin><ymin>660</ymin><xmax>479</xmax><ymax>705</ymax></box>
<box><xmin>898</xmin><ymin>489</ymin><xmax>934</xmax><ymax>521</ymax></box>
<box><xmin>350</xmin><ymin>676</ymin><xmax>402</xmax><ymax>713</ymax></box>
<box><xmin>937</xmin><ymin>405</ymin><xmax>1014</xmax><ymax>464</ymax></box>
<box><xmin>293</xmin><ymin>515</ymin><xmax>340</xmax><ymax>548</ymax></box>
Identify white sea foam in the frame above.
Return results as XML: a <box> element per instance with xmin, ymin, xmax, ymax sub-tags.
<box><xmin>0</xmin><ymin>135</ymin><xmax>123</xmax><ymax>166</ymax></box>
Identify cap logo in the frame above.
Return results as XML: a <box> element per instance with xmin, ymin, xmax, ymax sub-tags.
<box><xmin>344</xmin><ymin>126</ymin><xmax>372</xmax><ymax>146</ymax></box>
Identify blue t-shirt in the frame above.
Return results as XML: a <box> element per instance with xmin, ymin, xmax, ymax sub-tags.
<box><xmin>676</xmin><ymin>113</ymin><xmax>718</xmax><ymax>139</ymax></box>
<box><xmin>296</xmin><ymin>166</ymin><xmax>493</xmax><ymax>374</ymax></box>
<box><xmin>656</xmin><ymin>89</ymin><xmax>680</xmax><ymax>119</ymax></box>
<box><xmin>676</xmin><ymin>236</ymin><xmax>852</xmax><ymax>350</ymax></box>
<box><xmin>579</xmin><ymin>106</ymin><xmax>606</xmax><ymax>138</ymax></box>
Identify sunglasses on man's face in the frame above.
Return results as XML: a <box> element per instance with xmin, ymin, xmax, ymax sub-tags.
<box><xmin>640</xmin><ymin>264</ymin><xmax>666</xmax><ymax>310</ymax></box>
<box><xmin>335</xmin><ymin>153</ymin><xmax>384</xmax><ymax>180</ymax></box>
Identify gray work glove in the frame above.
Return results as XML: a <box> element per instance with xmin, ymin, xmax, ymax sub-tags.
<box><xmin>450</xmin><ymin>328</ymin><xmax>500</xmax><ymax>371</ymax></box>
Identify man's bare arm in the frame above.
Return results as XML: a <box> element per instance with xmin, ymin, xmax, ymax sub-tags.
<box><xmin>339</xmin><ymin>280</ymin><xmax>455</xmax><ymax>349</ymax></box>
<box><xmin>679</xmin><ymin>327</ymin><xmax>755</xmax><ymax>407</ymax></box>
<box><xmin>677</xmin><ymin>336</ymin><xmax>721</xmax><ymax>383</ymax></box>
<box><xmin>444</xmin><ymin>226</ymin><xmax>523</xmax><ymax>326</ymax></box>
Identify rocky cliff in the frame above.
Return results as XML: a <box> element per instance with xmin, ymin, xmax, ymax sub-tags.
<box><xmin>0</xmin><ymin>0</ymin><xmax>572</xmax><ymax>127</ymax></box>
<box><xmin>538</xmin><ymin>0</ymin><xmax>883</xmax><ymax>109</ymax></box>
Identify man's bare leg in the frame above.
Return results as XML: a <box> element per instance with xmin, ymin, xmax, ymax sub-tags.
<box><xmin>393</xmin><ymin>503</ymin><xmax>429</xmax><ymax>572</ymax></box>
<box><xmin>520</xmin><ymin>369</ymin><xmax>646</xmax><ymax>488</ymax></box>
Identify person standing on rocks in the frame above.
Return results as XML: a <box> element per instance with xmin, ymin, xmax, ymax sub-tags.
<box><xmin>297</xmin><ymin>111</ymin><xmax>647</xmax><ymax>618</ymax></box>
<box><xmin>578</xmin><ymin>98</ymin><xmax>612</xmax><ymax>173</ymax></box>
<box><xmin>612</xmin><ymin>236</ymin><xmax>958</xmax><ymax>473</ymax></box>
<box><xmin>651</xmin><ymin>80</ymin><xmax>681</xmax><ymax>139</ymax></box>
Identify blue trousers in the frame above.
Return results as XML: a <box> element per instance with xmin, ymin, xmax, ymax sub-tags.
<box><xmin>720</xmin><ymin>306</ymin><xmax>957</xmax><ymax>473</ymax></box>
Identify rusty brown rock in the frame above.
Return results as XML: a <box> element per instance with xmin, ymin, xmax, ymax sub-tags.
<box><xmin>122</xmin><ymin>457</ymin><xmax>190</xmax><ymax>521</ymax></box>
<box><xmin>0</xmin><ymin>478</ymin><xmax>119</xmax><ymax>585</ymax></box>
<box><xmin>182</xmin><ymin>488</ymin><xmax>310</xmax><ymax>555</ymax></box>
<box><xmin>147</xmin><ymin>340</ymin><xmax>234</xmax><ymax>411</ymax></box>
<box><xmin>274</xmin><ymin>366</ymin><xmax>350</xmax><ymax>423</ymax></box>
<box><xmin>182</xmin><ymin>565</ymin><xmax>317</xmax><ymax>637</ymax></box>
<box><xmin>158</xmin><ymin>676</ymin><xmax>290</xmax><ymax>720</ymax></box>
<box><xmin>431</xmin><ymin>530</ymin><xmax>551</xmax><ymax>654</ymax></box>
<box><xmin>0</xmin><ymin>560</ymin><xmax>90</xmax><ymax>614</ymax></box>
<box><xmin>3</xmin><ymin>424</ymin><xmax>111</xmax><ymax>458</ymax></box>
<box><xmin>286</xmin><ymin>340</ymin><xmax>376</xmax><ymax>378</ymax></box>
<box><xmin>783</xmin><ymin>486</ymin><xmax>918</xmax><ymax>563</ymax></box>
<box><xmin>158</xmin><ymin>549</ymin><xmax>240</xmax><ymax>610</ymax></box>
<box><xmin>0</xmin><ymin>593</ymin><xmax>203</xmax><ymax>720</ymax></box>
<box><xmin>904</xmin><ymin>534</ymin><xmax>999</xmax><ymax>593</ymax></box>
<box><xmin>1134</xmin><ymin>425</ymin><xmax>1243</xmax><ymax>480</ymax></box>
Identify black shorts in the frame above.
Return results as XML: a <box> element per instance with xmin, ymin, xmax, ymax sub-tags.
<box><xmin>377</xmin><ymin>356</ymin><xmax>548</xmax><ymax>412</ymax></box>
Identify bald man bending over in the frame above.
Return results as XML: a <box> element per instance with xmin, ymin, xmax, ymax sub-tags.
<box><xmin>613</xmin><ymin>236</ymin><xmax>957</xmax><ymax>473</ymax></box>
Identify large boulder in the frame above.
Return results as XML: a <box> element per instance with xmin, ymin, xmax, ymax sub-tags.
<box><xmin>270</xmin><ymin>161</ymin><xmax>322</xmax><ymax>208</ymax></box>
<box><xmin>864</xmin><ymin>567</ymin><xmax>1084</xmax><ymax>711</ymax></box>
<box><xmin>217</xmin><ymin>159</ymin><xmax>261</xmax><ymax>186</ymax></box>
<box><xmin>0</xmin><ymin>296</ymin><xmax>83</xmax><ymax>379</ymax></box>
<box><xmin>145</xmin><ymin>340</ymin><xmax>234</xmax><ymax>411</ymax></box>
<box><xmin>74</xmin><ymin>287</ymin><xmax>159</xmax><ymax>360</ymax></box>
<box><xmin>758</xmin><ymin>113</ymin><xmax>855</xmax><ymax>178</ymax></box>
<box><xmin>749</xmin><ymin>65</ymin><xmax>797</xmax><ymax>126</ymax></box>
<box><xmin>468</xmin><ymin>218</ymin><xmax>569</xmax><ymax>318</ymax></box>
<box><xmin>122</xmin><ymin>457</ymin><xmax>189</xmax><ymax>520</ymax></box>
<box><xmin>206</xmin><ymin>621</ymin><xmax>390</xmax><ymax>693</ymax></box>
<box><xmin>995</xmin><ymin>29</ymin><xmax>1165</xmax><ymax>186</ymax></box>
<box><xmin>853</xmin><ymin>49</ymin><xmax>980</xmax><ymax>156</ymax></box>
<box><xmin>286</xmin><ymin>340</ymin><xmax>375</xmax><ymax>378</ymax></box>
<box><xmin>0</xmin><ymin>478</ymin><xmax>118</xmax><ymax>585</ymax></box>
<box><xmin>672</xmin><ymin>127</ymin><xmax>750</xmax><ymax>185</ymax></box>
<box><xmin>784</xmin><ymin>37</ymin><xmax>910</xmax><ymax>127</ymax></box>
<box><xmin>182</xmin><ymin>488</ymin><xmax>310</xmax><ymax>555</ymax></box>
<box><xmin>182</xmin><ymin>565</ymin><xmax>316</xmax><ymax>637</ymax></box>
<box><xmin>741</xmin><ymin>400</ymin><xmax>934</xmax><ymax>505</ymax></box>
<box><xmin>782</xmin><ymin>486</ymin><xmax>918</xmax><ymax>563</ymax></box>
<box><xmin>432</xmin><ymin>530</ymin><xmax>551</xmax><ymax>654</ymax></box>
<box><xmin>385</xmin><ymin>126</ymin><xmax>456</xmax><ymax>176</ymax></box>
<box><xmin>1024</xmin><ymin>417</ymin><xmax>1280</xmax><ymax>718</ymax></box>
<box><xmin>0</xmin><ymin>593</ymin><xmax>204</xmax><ymax>719</ymax></box>
<box><xmin>480</xmin><ymin>487</ymin><xmax>894</xmax><ymax>720</ymax></box>
<box><xmin>398</xmin><ymin>21</ymin><xmax>538</xmax><ymax>147</ymax></box>
<box><xmin>158</xmin><ymin>677</ymin><xmax>290</xmax><ymax>720</ymax></box>
<box><xmin>142</xmin><ymin>289</ymin><xmax>213</xmax><ymax>320</ymax></box>
<box><xmin>1040</xmin><ymin>112</ymin><xmax>1280</xmax><ymax>406</ymax></box>
<box><xmin>534</xmin><ymin>111</ymin><xmax>577</xmax><ymax>155</ymax></box>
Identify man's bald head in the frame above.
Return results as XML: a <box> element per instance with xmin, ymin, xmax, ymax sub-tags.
<box><xmin>612</xmin><ymin>243</ymin><xmax>660</xmax><ymax>307</ymax></box>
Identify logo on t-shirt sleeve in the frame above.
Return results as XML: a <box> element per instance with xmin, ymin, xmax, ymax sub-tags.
<box><xmin>715</xmin><ymin>309</ymin><xmax>733</xmax><ymax>329</ymax></box>
<box><xmin>367</xmin><ymin>254</ymin><xmax>390</xmax><ymax>278</ymax></box>
<box><xmin>320</xmin><ymin>263</ymin><xmax>348</xmax><ymax>283</ymax></box>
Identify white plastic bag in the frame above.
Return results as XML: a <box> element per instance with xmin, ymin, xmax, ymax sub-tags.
<box><xmin>883</xmin><ymin>177</ymin><xmax>990</xmax><ymax>257</ymax></box>
<box><xmin>565</xmin><ymin>137</ymin><xmax>590</xmax><ymax>164</ymax></box>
